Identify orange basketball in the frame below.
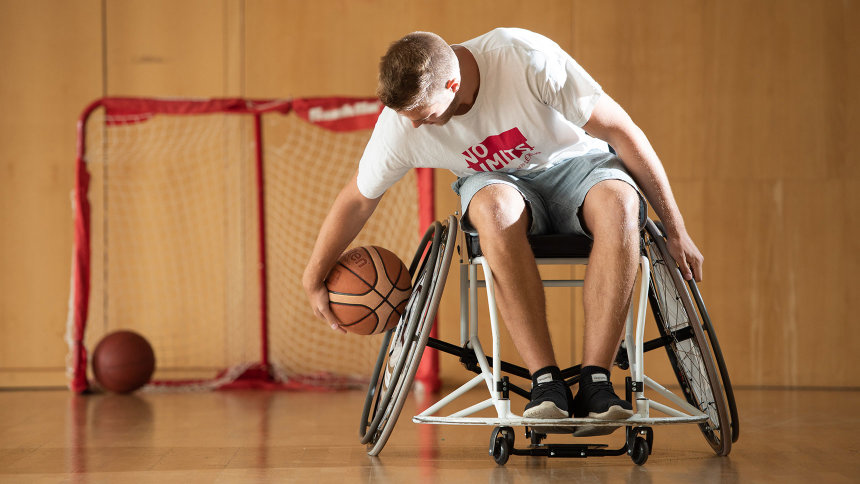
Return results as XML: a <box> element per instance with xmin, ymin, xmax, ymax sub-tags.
<box><xmin>325</xmin><ymin>246</ymin><xmax>412</xmax><ymax>335</ymax></box>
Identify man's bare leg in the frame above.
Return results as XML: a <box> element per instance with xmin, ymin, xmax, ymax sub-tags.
<box><xmin>466</xmin><ymin>183</ymin><xmax>572</xmax><ymax>420</ymax></box>
<box><xmin>580</xmin><ymin>180</ymin><xmax>641</xmax><ymax>369</ymax></box>
<box><xmin>465</xmin><ymin>183</ymin><xmax>556</xmax><ymax>374</ymax></box>
<box><xmin>573</xmin><ymin>179</ymin><xmax>641</xmax><ymax>435</ymax></box>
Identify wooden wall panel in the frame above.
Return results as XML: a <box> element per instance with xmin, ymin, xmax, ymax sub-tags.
<box><xmin>0</xmin><ymin>0</ymin><xmax>103</xmax><ymax>386</ymax></box>
<box><xmin>702</xmin><ymin>0</ymin><xmax>846</xmax><ymax>183</ymax></box>
<box><xmin>246</xmin><ymin>0</ymin><xmax>411</xmax><ymax>97</ymax></box>
<box><xmin>572</xmin><ymin>1</ymin><xmax>709</xmax><ymax>182</ymax></box>
<box><xmin>847</xmin><ymin>2</ymin><xmax>860</xmax><ymax>180</ymax></box>
<box><xmin>105</xmin><ymin>0</ymin><xmax>239</xmax><ymax>97</ymax></box>
<box><xmin>708</xmin><ymin>1</ymin><xmax>860</xmax><ymax>386</ymax></box>
<box><xmin>572</xmin><ymin>0</ymin><xmax>859</xmax><ymax>386</ymax></box>
<box><xmin>245</xmin><ymin>0</ymin><xmax>574</xmax><ymax>97</ymax></box>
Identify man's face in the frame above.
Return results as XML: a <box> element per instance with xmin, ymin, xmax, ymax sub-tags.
<box><xmin>399</xmin><ymin>89</ymin><xmax>457</xmax><ymax>128</ymax></box>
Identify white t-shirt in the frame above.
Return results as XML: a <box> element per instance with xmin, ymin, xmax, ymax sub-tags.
<box><xmin>356</xmin><ymin>27</ymin><xmax>609</xmax><ymax>199</ymax></box>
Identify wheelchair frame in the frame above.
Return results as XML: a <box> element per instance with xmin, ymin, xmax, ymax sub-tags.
<box><xmin>360</xmin><ymin>215</ymin><xmax>738</xmax><ymax>466</ymax></box>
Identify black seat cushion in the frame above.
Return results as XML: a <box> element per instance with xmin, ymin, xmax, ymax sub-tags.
<box><xmin>465</xmin><ymin>232</ymin><xmax>593</xmax><ymax>260</ymax></box>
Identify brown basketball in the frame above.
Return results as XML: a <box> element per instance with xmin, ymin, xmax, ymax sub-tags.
<box><xmin>325</xmin><ymin>246</ymin><xmax>412</xmax><ymax>335</ymax></box>
<box><xmin>92</xmin><ymin>330</ymin><xmax>156</xmax><ymax>393</ymax></box>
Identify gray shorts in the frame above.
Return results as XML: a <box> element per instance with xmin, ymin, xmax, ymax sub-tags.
<box><xmin>451</xmin><ymin>152</ymin><xmax>646</xmax><ymax>237</ymax></box>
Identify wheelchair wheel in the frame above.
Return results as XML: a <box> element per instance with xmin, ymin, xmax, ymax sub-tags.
<box><xmin>359</xmin><ymin>216</ymin><xmax>458</xmax><ymax>456</ymax></box>
<box><xmin>644</xmin><ymin>219</ymin><xmax>732</xmax><ymax>456</ymax></box>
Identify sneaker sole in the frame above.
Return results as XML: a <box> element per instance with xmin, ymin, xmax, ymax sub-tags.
<box><xmin>522</xmin><ymin>401</ymin><xmax>569</xmax><ymax>419</ymax></box>
<box><xmin>572</xmin><ymin>405</ymin><xmax>635</xmax><ymax>437</ymax></box>
<box><xmin>524</xmin><ymin>402</ymin><xmax>575</xmax><ymax>434</ymax></box>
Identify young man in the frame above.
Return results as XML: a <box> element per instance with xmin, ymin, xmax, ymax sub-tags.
<box><xmin>303</xmin><ymin>28</ymin><xmax>703</xmax><ymax>435</ymax></box>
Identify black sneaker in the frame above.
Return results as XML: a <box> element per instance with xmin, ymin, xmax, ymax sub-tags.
<box><xmin>523</xmin><ymin>367</ymin><xmax>571</xmax><ymax>418</ymax></box>
<box><xmin>572</xmin><ymin>368</ymin><xmax>634</xmax><ymax>437</ymax></box>
<box><xmin>524</xmin><ymin>379</ymin><xmax>570</xmax><ymax>419</ymax></box>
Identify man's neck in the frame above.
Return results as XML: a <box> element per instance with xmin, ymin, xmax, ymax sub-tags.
<box><xmin>451</xmin><ymin>45</ymin><xmax>480</xmax><ymax>116</ymax></box>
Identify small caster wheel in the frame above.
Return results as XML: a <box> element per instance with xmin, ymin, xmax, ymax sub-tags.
<box><xmin>489</xmin><ymin>426</ymin><xmax>514</xmax><ymax>465</ymax></box>
<box><xmin>492</xmin><ymin>435</ymin><xmax>511</xmax><ymax>465</ymax></box>
<box><xmin>630</xmin><ymin>436</ymin><xmax>650</xmax><ymax>466</ymax></box>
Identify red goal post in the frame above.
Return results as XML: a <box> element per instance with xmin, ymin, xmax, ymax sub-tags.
<box><xmin>67</xmin><ymin>97</ymin><xmax>438</xmax><ymax>393</ymax></box>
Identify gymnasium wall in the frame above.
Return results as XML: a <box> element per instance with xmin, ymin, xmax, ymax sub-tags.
<box><xmin>0</xmin><ymin>0</ymin><xmax>857</xmax><ymax>388</ymax></box>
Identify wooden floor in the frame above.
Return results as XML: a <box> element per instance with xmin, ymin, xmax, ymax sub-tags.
<box><xmin>0</xmin><ymin>386</ymin><xmax>858</xmax><ymax>483</ymax></box>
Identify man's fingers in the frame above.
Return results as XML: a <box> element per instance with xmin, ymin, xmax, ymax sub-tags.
<box><xmin>681</xmin><ymin>251</ymin><xmax>703</xmax><ymax>282</ymax></box>
<box><xmin>319</xmin><ymin>303</ymin><xmax>346</xmax><ymax>333</ymax></box>
<box><xmin>306</xmin><ymin>286</ymin><xmax>347</xmax><ymax>333</ymax></box>
<box><xmin>666</xmin><ymin>236</ymin><xmax>703</xmax><ymax>283</ymax></box>
<box><xmin>692</xmin><ymin>257</ymin><xmax>703</xmax><ymax>282</ymax></box>
<box><xmin>318</xmin><ymin>307</ymin><xmax>346</xmax><ymax>333</ymax></box>
<box><xmin>681</xmin><ymin>257</ymin><xmax>693</xmax><ymax>281</ymax></box>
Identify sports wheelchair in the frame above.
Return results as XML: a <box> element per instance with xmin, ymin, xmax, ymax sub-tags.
<box><xmin>359</xmin><ymin>214</ymin><xmax>738</xmax><ymax>466</ymax></box>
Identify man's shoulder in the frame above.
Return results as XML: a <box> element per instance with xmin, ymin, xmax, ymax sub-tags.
<box><xmin>366</xmin><ymin>107</ymin><xmax>419</xmax><ymax>156</ymax></box>
<box><xmin>463</xmin><ymin>28</ymin><xmax>560</xmax><ymax>55</ymax></box>
<box><xmin>375</xmin><ymin>106</ymin><xmax>410</xmax><ymax>134</ymax></box>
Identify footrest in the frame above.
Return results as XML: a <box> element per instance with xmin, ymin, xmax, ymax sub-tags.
<box><xmin>413</xmin><ymin>415</ymin><xmax>707</xmax><ymax>426</ymax></box>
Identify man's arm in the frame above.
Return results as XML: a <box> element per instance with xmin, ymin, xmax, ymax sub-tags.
<box><xmin>302</xmin><ymin>172</ymin><xmax>383</xmax><ymax>331</ymax></box>
<box><xmin>582</xmin><ymin>94</ymin><xmax>703</xmax><ymax>281</ymax></box>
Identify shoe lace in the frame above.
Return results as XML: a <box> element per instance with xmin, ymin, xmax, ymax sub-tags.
<box><xmin>531</xmin><ymin>379</ymin><xmax>566</xmax><ymax>400</ymax></box>
<box><xmin>584</xmin><ymin>380</ymin><xmax>620</xmax><ymax>400</ymax></box>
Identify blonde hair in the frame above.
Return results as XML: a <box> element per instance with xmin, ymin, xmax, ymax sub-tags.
<box><xmin>377</xmin><ymin>32</ymin><xmax>459</xmax><ymax>111</ymax></box>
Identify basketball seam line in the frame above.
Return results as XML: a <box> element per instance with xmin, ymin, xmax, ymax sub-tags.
<box><xmin>332</xmin><ymin>260</ymin><xmax>375</xmax><ymax>296</ymax></box>
<box><xmin>370</xmin><ymin>248</ymin><xmax>409</xmax><ymax>334</ymax></box>
<box><xmin>331</xmin><ymin>247</ymin><xmax>409</xmax><ymax>333</ymax></box>
<box><xmin>367</xmin><ymin>248</ymin><xmax>404</xmax><ymax>302</ymax></box>
<box><xmin>334</xmin><ymin>293</ymin><xmax>397</xmax><ymax>328</ymax></box>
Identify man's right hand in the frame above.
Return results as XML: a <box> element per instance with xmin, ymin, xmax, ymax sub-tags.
<box><xmin>301</xmin><ymin>173</ymin><xmax>382</xmax><ymax>334</ymax></box>
<box><xmin>304</xmin><ymin>280</ymin><xmax>347</xmax><ymax>333</ymax></box>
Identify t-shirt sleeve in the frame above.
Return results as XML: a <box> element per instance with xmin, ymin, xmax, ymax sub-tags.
<box><xmin>525</xmin><ymin>43</ymin><xmax>603</xmax><ymax>127</ymax></box>
<box><xmin>356</xmin><ymin>109</ymin><xmax>412</xmax><ymax>199</ymax></box>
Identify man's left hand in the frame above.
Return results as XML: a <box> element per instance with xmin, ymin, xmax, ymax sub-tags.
<box><xmin>666</xmin><ymin>231</ymin><xmax>703</xmax><ymax>282</ymax></box>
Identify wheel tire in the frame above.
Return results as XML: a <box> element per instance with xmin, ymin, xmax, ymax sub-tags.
<box><xmin>630</xmin><ymin>437</ymin><xmax>649</xmax><ymax>466</ymax></box>
<box><xmin>688</xmin><ymin>278</ymin><xmax>741</xmax><ymax>443</ymax></box>
<box><xmin>493</xmin><ymin>436</ymin><xmax>510</xmax><ymax>466</ymax></box>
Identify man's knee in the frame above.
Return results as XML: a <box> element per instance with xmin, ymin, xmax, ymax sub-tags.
<box><xmin>582</xmin><ymin>180</ymin><xmax>641</xmax><ymax>238</ymax></box>
<box><xmin>467</xmin><ymin>183</ymin><xmax>529</xmax><ymax>234</ymax></box>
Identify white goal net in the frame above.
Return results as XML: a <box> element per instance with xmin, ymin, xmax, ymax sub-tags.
<box><xmin>67</xmin><ymin>97</ymin><xmax>427</xmax><ymax>392</ymax></box>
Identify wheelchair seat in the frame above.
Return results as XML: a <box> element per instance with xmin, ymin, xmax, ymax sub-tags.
<box><xmin>464</xmin><ymin>232</ymin><xmax>594</xmax><ymax>259</ymax></box>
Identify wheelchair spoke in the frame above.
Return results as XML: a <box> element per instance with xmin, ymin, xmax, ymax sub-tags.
<box><xmin>652</xmin><ymin>258</ymin><xmax>720</xmax><ymax>429</ymax></box>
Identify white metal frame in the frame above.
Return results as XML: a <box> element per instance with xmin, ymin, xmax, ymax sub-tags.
<box><xmin>413</xmin><ymin>247</ymin><xmax>709</xmax><ymax>430</ymax></box>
